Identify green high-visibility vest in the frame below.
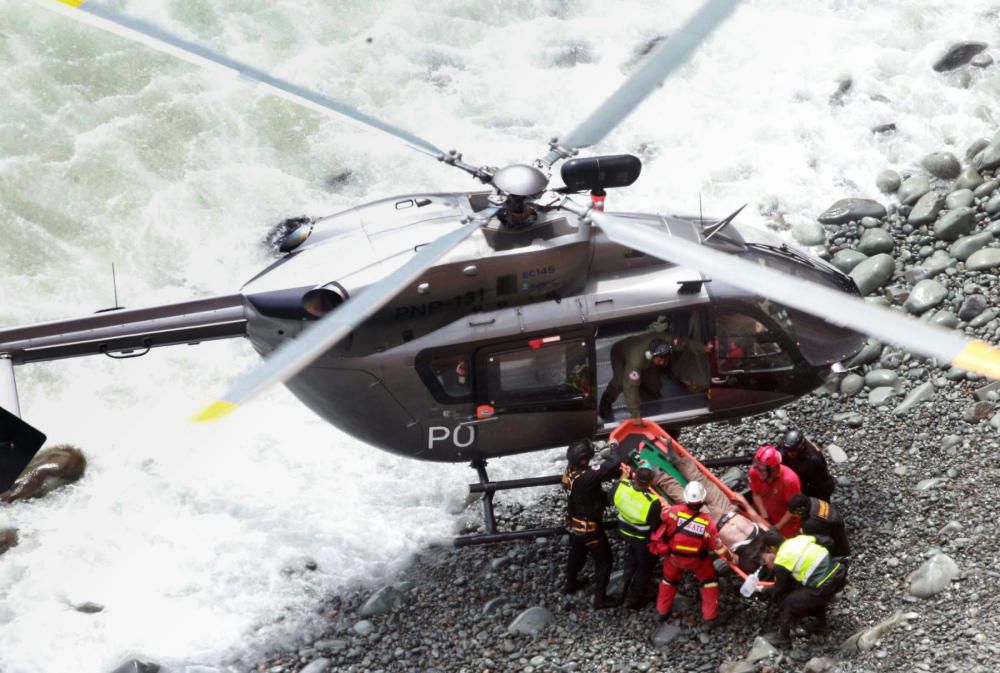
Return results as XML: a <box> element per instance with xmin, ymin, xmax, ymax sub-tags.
<box><xmin>775</xmin><ymin>535</ymin><xmax>838</xmax><ymax>587</ymax></box>
<box><xmin>613</xmin><ymin>480</ymin><xmax>655</xmax><ymax>540</ymax></box>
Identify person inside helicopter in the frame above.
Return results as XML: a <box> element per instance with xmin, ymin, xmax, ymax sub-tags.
<box><xmin>599</xmin><ymin>328</ymin><xmax>713</xmax><ymax>423</ymax></box>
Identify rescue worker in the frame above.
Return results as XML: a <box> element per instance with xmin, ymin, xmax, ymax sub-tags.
<box><xmin>750</xmin><ymin>444</ymin><xmax>802</xmax><ymax>539</ymax></box>
<box><xmin>779</xmin><ymin>430</ymin><xmax>835</xmax><ymax>501</ymax></box>
<box><xmin>610</xmin><ymin>461</ymin><xmax>663</xmax><ymax>610</ymax></box>
<box><xmin>787</xmin><ymin>494</ymin><xmax>850</xmax><ymax>559</ymax></box>
<box><xmin>757</xmin><ymin>529</ymin><xmax>848</xmax><ymax>647</ymax></box>
<box><xmin>649</xmin><ymin>481</ymin><xmax>732</xmax><ymax>627</ymax></box>
<box><xmin>562</xmin><ymin>438</ymin><xmax>624</xmax><ymax>609</ymax></box>
<box><xmin>599</xmin><ymin>335</ymin><xmax>673</xmax><ymax>423</ymax></box>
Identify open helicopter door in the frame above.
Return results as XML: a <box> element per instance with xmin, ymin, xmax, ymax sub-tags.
<box><xmin>472</xmin><ymin>330</ymin><xmax>596</xmax><ymax>455</ymax></box>
<box><xmin>0</xmin><ymin>359</ymin><xmax>46</xmax><ymax>493</ymax></box>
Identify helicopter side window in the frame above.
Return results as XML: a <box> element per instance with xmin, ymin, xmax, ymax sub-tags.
<box><xmin>716</xmin><ymin>313</ymin><xmax>792</xmax><ymax>373</ymax></box>
<box><xmin>486</xmin><ymin>338</ymin><xmax>591</xmax><ymax>407</ymax></box>
<box><xmin>416</xmin><ymin>352</ymin><xmax>473</xmax><ymax>403</ymax></box>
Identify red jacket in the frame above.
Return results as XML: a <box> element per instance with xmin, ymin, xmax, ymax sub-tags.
<box><xmin>650</xmin><ymin>503</ymin><xmax>728</xmax><ymax>559</ymax></box>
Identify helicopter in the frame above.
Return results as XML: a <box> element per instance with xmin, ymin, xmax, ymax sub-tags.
<box><xmin>3</xmin><ymin>0</ymin><xmax>1000</xmax><ymax>542</ymax></box>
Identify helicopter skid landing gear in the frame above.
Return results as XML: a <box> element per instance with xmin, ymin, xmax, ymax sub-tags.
<box><xmin>453</xmin><ymin>460</ymin><xmax>567</xmax><ymax>547</ymax></box>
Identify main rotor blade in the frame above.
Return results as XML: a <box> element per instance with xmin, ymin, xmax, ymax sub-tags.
<box><xmin>194</xmin><ymin>209</ymin><xmax>496</xmax><ymax>422</ymax></box>
<box><xmin>542</xmin><ymin>0</ymin><xmax>740</xmax><ymax>166</ymax></box>
<box><xmin>36</xmin><ymin>0</ymin><xmax>446</xmax><ymax>159</ymax></box>
<box><xmin>582</xmin><ymin>208</ymin><xmax>1000</xmax><ymax>381</ymax></box>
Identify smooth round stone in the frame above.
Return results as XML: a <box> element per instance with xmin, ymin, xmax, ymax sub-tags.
<box><xmin>818</xmin><ymin>198</ymin><xmax>887</xmax><ymax>225</ymax></box>
<box><xmin>792</xmin><ymin>221</ymin><xmax>826</xmax><ymax>246</ymax></box>
<box><xmin>868</xmin><ymin>386</ymin><xmax>897</xmax><ymax>406</ymax></box>
<box><xmin>945</xmin><ymin>189</ymin><xmax>975</xmax><ymax>209</ymax></box>
<box><xmin>860</xmin><ymin>216</ymin><xmax>881</xmax><ymax>228</ymax></box>
<box><xmin>898</xmin><ymin>175</ymin><xmax>931</xmax><ymax>205</ymax></box>
<box><xmin>975</xmin><ymin>180</ymin><xmax>999</xmax><ymax>199</ymax></box>
<box><xmin>933</xmin><ymin>42</ymin><xmax>988</xmax><ymax>71</ymax></box>
<box><xmin>975</xmin><ymin>145</ymin><xmax>1000</xmax><ymax>171</ymax></box>
<box><xmin>971</xmin><ymin>52</ymin><xmax>994</xmax><ymax>67</ymax></box>
<box><xmin>864</xmin><ymin>369</ymin><xmax>898</xmax><ymax>387</ymax></box>
<box><xmin>967</xmin><ymin>139</ymin><xmax>991</xmax><ymax>161</ymax></box>
<box><xmin>958</xmin><ymin>295</ymin><xmax>989</xmax><ymax>321</ymax></box>
<box><xmin>846</xmin><ymin>338</ymin><xmax>883</xmax><ymax>367</ymax></box>
<box><xmin>876</xmin><ymin>169</ymin><xmax>901</xmax><ymax>194</ymax></box>
<box><xmin>949</xmin><ymin>231</ymin><xmax>993</xmax><ymax>261</ymax></box>
<box><xmin>849</xmin><ymin>254</ymin><xmax>895</xmax><ymax>296</ymax></box>
<box><xmin>831</xmin><ymin>249</ymin><xmax>868</xmax><ymax>274</ymax></box>
<box><xmin>970</xmin><ymin>308</ymin><xmax>999</xmax><ymax>328</ymax></box>
<box><xmin>857</xmin><ymin>228</ymin><xmax>894</xmax><ymax>255</ymax></box>
<box><xmin>929</xmin><ymin>310</ymin><xmax>960</xmax><ymax>328</ymax></box>
<box><xmin>921</xmin><ymin>151</ymin><xmax>961</xmax><ymax>179</ymax></box>
<box><xmin>954</xmin><ymin>167</ymin><xmax>984</xmax><ymax>191</ymax></box>
<box><xmin>909</xmin><ymin>191</ymin><xmax>945</xmax><ymax>225</ymax></box>
<box><xmin>966</xmin><ymin>247</ymin><xmax>1000</xmax><ymax>271</ymax></box>
<box><xmin>904</xmin><ymin>279</ymin><xmax>947</xmax><ymax>314</ymax></box>
<box><xmin>986</xmin><ymin>194</ymin><xmax>1000</xmax><ymax>215</ymax></box>
<box><xmin>840</xmin><ymin>373</ymin><xmax>864</xmax><ymax>395</ymax></box>
<box><xmin>933</xmin><ymin>206</ymin><xmax>975</xmax><ymax>241</ymax></box>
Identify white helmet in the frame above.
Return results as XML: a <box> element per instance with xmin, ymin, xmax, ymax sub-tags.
<box><xmin>683</xmin><ymin>481</ymin><xmax>707</xmax><ymax>506</ymax></box>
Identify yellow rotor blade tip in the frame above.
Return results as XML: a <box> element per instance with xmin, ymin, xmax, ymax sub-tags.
<box><xmin>952</xmin><ymin>341</ymin><xmax>1000</xmax><ymax>381</ymax></box>
<box><xmin>57</xmin><ymin>0</ymin><xmax>88</xmax><ymax>7</ymax></box>
<box><xmin>192</xmin><ymin>400</ymin><xmax>238</xmax><ymax>423</ymax></box>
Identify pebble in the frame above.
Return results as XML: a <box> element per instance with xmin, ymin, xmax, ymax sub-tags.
<box><xmin>920</xmin><ymin>151</ymin><xmax>961</xmax><ymax>179</ymax></box>
<box><xmin>958</xmin><ymin>294</ymin><xmax>989</xmax><ymax>321</ymax></box>
<box><xmin>892</xmin><ymin>381</ymin><xmax>935</xmax><ymax>416</ymax></box>
<box><xmin>974</xmin><ymin>179</ymin><xmax>998</xmax><ymax>199</ymax></box>
<box><xmin>965</xmin><ymin>247</ymin><xmax>1000</xmax><ymax>271</ymax></box>
<box><xmin>864</xmin><ymin>369</ymin><xmax>898</xmax><ymax>387</ymax></box>
<box><xmin>903</xmin><ymin>279</ymin><xmax>947</xmax><ymax>314</ymax></box>
<box><xmin>718</xmin><ymin>662</ymin><xmax>756</xmax><ymax>673</ymax></box>
<box><xmin>962</xmin><ymin>400</ymin><xmax>993</xmax><ymax>423</ymax></box>
<box><xmin>299</xmin><ymin>659</ymin><xmax>331</xmax><ymax>673</ymax></box>
<box><xmin>875</xmin><ymin>169</ymin><xmax>901</xmax><ymax>194</ymax></box>
<box><xmin>845</xmin><ymin>338</ymin><xmax>883</xmax><ymax>367</ymax></box>
<box><xmin>949</xmin><ymin>231</ymin><xmax>992</xmax><ymax>261</ymax></box>
<box><xmin>933</xmin><ymin>206</ymin><xmax>976</xmax><ymax>241</ymax></box>
<box><xmin>956</xmin><ymin>167</ymin><xmax>985</xmax><ymax>191</ymax></box>
<box><xmin>507</xmin><ymin>606</ymin><xmax>555</xmax><ymax>636</ymax></box>
<box><xmin>909</xmin><ymin>191</ymin><xmax>945</xmax><ymax>226</ymax></box>
<box><xmin>818</xmin><ymin>198</ymin><xmax>887</xmax><ymax>225</ymax></box>
<box><xmin>898</xmin><ymin>175</ymin><xmax>931</xmax><ymax>205</ymax></box>
<box><xmin>840</xmin><ymin>373</ymin><xmax>864</xmax><ymax>395</ymax></box>
<box><xmin>849</xmin><ymin>254</ymin><xmax>895</xmax><ymax>295</ymax></box>
<box><xmin>933</xmin><ymin>42</ymin><xmax>988</xmax><ymax>71</ymax></box>
<box><xmin>987</xmin><ymin>194</ymin><xmax>1000</xmax><ymax>215</ymax></box>
<box><xmin>929</xmin><ymin>310</ymin><xmax>959</xmax><ymax>327</ymax></box>
<box><xmin>945</xmin><ymin>188</ymin><xmax>975</xmax><ymax>209</ymax></box>
<box><xmin>650</xmin><ymin>623</ymin><xmax>683</xmax><ymax>648</ymax></box>
<box><xmin>831</xmin><ymin>249</ymin><xmax>868</xmax><ymax>274</ymax></box>
<box><xmin>352</xmin><ymin>620</ymin><xmax>374</xmax><ymax>637</ymax></box>
<box><xmin>747</xmin><ymin>637</ymin><xmax>779</xmax><ymax>662</ymax></box>
<box><xmin>825</xmin><ymin>443</ymin><xmax>848</xmax><ymax>463</ymax></box>
<box><xmin>856</xmin><ymin>228</ymin><xmax>893</xmax><ymax>255</ymax></box>
<box><xmin>805</xmin><ymin>656</ymin><xmax>839</xmax><ymax>673</ymax></box>
<box><xmin>867</xmin><ymin>386</ymin><xmax>897</xmax><ymax>406</ymax></box>
<box><xmin>976</xmin><ymin>145</ymin><xmax>1000</xmax><ymax>171</ymax></box>
<box><xmin>970</xmin><ymin>308</ymin><xmax>998</xmax><ymax>327</ymax></box>
<box><xmin>909</xmin><ymin>553</ymin><xmax>960</xmax><ymax>597</ymax></box>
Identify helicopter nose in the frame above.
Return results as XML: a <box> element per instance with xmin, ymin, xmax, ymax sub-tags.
<box><xmin>302</xmin><ymin>282</ymin><xmax>349</xmax><ymax>318</ymax></box>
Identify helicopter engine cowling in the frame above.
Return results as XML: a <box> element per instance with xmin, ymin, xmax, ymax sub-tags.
<box><xmin>302</xmin><ymin>282</ymin><xmax>348</xmax><ymax>318</ymax></box>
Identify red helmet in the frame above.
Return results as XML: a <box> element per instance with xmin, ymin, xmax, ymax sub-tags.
<box><xmin>754</xmin><ymin>444</ymin><xmax>782</xmax><ymax>468</ymax></box>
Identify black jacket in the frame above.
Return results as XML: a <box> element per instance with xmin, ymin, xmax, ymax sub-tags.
<box><xmin>780</xmin><ymin>438</ymin><xmax>835</xmax><ymax>500</ymax></box>
<box><xmin>801</xmin><ymin>498</ymin><xmax>850</xmax><ymax>558</ymax></box>
<box><xmin>563</xmin><ymin>447</ymin><xmax>623</xmax><ymax>525</ymax></box>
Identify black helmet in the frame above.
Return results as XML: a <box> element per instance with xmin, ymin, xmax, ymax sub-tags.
<box><xmin>787</xmin><ymin>493</ymin><xmax>810</xmax><ymax>516</ymax></box>
<box><xmin>566</xmin><ymin>439</ymin><xmax>595</xmax><ymax>466</ymax></box>
<box><xmin>647</xmin><ymin>338</ymin><xmax>672</xmax><ymax>359</ymax></box>
<box><xmin>781</xmin><ymin>429</ymin><xmax>805</xmax><ymax>452</ymax></box>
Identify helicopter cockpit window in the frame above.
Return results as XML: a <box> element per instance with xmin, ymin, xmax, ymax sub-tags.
<box><xmin>487</xmin><ymin>339</ymin><xmax>591</xmax><ymax>406</ymax></box>
<box><xmin>417</xmin><ymin>353</ymin><xmax>473</xmax><ymax>403</ymax></box>
<box><xmin>716</xmin><ymin>313</ymin><xmax>793</xmax><ymax>373</ymax></box>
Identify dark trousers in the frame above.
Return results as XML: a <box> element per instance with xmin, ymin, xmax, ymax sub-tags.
<box><xmin>566</xmin><ymin>530</ymin><xmax>612</xmax><ymax>603</ymax></box>
<box><xmin>621</xmin><ymin>538</ymin><xmax>654</xmax><ymax>603</ymax></box>
<box><xmin>781</xmin><ymin>565</ymin><xmax>847</xmax><ymax>628</ymax></box>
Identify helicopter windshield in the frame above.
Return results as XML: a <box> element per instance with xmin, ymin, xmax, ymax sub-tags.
<box><xmin>742</xmin><ymin>244</ymin><xmax>865</xmax><ymax>365</ymax></box>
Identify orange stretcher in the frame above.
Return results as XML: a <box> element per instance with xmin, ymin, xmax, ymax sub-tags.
<box><xmin>609</xmin><ymin>419</ymin><xmax>773</xmax><ymax>587</ymax></box>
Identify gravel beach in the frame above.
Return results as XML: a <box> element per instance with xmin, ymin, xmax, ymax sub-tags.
<box><xmin>246</xmin><ymin>130</ymin><xmax>1000</xmax><ymax>673</ymax></box>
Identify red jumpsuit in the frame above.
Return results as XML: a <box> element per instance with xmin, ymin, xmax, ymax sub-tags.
<box><xmin>649</xmin><ymin>503</ymin><xmax>729</xmax><ymax>621</ymax></box>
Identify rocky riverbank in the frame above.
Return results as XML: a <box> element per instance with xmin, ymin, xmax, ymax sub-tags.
<box><xmin>235</xmin><ymin>124</ymin><xmax>1000</xmax><ymax>673</ymax></box>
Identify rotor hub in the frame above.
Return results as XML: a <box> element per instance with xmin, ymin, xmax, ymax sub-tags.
<box><xmin>492</xmin><ymin>164</ymin><xmax>549</xmax><ymax>197</ymax></box>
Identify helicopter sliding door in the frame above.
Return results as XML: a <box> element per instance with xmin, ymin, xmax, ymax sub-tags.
<box><xmin>472</xmin><ymin>330</ymin><xmax>596</xmax><ymax>456</ymax></box>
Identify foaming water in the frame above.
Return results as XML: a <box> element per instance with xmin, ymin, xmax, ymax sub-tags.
<box><xmin>0</xmin><ymin>1</ymin><xmax>997</xmax><ymax>671</ymax></box>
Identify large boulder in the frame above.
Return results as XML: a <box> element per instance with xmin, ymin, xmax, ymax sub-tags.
<box><xmin>1</xmin><ymin>445</ymin><xmax>87</xmax><ymax>503</ymax></box>
<box><xmin>908</xmin><ymin>553</ymin><xmax>960</xmax><ymax>598</ymax></box>
<box><xmin>818</xmin><ymin>198</ymin><xmax>886</xmax><ymax>225</ymax></box>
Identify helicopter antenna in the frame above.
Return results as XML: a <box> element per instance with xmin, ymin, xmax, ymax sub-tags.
<box><xmin>699</xmin><ymin>193</ymin><xmax>704</xmax><ymax>228</ymax></box>
<box><xmin>703</xmin><ymin>203</ymin><xmax>746</xmax><ymax>242</ymax></box>
<box><xmin>112</xmin><ymin>263</ymin><xmax>120</xmax><ymax>309</ymax></box>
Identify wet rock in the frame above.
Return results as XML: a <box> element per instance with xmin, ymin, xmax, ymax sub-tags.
<box><xmin>987</xmin><ymin>194</ymin><xmax>1000</xmax><ymax>215</ymax></box>
<box><xmin>970</xmin><ymin>308</ymin><xmax>998</xmax><ymax>327</ymax></box>
<box><xmin>829</xmin><ymin>76</ymin><xmax>852</xmax><ymax>105</ymax></box>
<box><xmin>974</xmin><ymin>381</ymin><xmax>1000</xmax><ymax>401</ymax></box>
<box><xmin>949</xmin><ymin>231</ymin><xmax>992</xmax><ymax>261</ymax></box>
<box><xmin>958</xmin><ymin>294</ymin><xmax>989</xmax><ymax>321</ymax></box>
<box><xmin>849</xmin><ymin>254</ymin><xmax>895</xmax><ymax>296</ymax></box>
<box><xmin>856</xmin><ymin>228</ymin><xmax>894</xmax><ymax>255</ymax></box>
<box><xmin>74</xmin><ymin>601</ymin><xmax>104</xmax><ymax>614</ymax></box>
<box><xmin>0</xmin><ymin>445</ymin><xmax>87</xmax><ymax>503</ymax></box>
<box><xmin>898</xmin><ymin>175</ymin><xmax>931</xmax><ymax>205</ymax></box>
<box><xmin>840</xmin><ymin>373</ymin><xmax>864</xmax><ymax>395</ymax></box>
<box><xmin>972</xmin><ymin>52</ymin><xmax>994</xmax><ymax>68</ymax></box>
<box><xmin>892</xmin><ymin>382</ymin><xmax>935</xmax><ymax>416</ymax></box>
<box><xmin>920</xmin><ymin>151</ymin><xmax>961</xmax><ymax>179</ymax></box>
<box><xmin>875</xmin><ymin>169</ymin><xmax>901</xmax><ymax>194</ymax></box>
<box><xmin>359</xmin><ymin>585</ymin><xmax>410</xmax><ymax>617</ymax></box>
<box><xmin>929</xmin><ymin>310</ymin><xmax>959</xmax><ymax>327</ymax></box>
<box><xmin>747</xmin><ymin>636</ymin><xmax>779</xmax><ymax>662</ymax></box>
<box><xmin>825</xmin><ymin>443</ymin><xmax>848</xmax><ymax>464</ymax></box>
<box><xmin>109</xmin><ymin>660</ymin><xmax>160</xmax><ymax>673</ymax></box>
<box><xmin>0</xmin><ymin>528</ymin><xmax>17</xmax><ymax>555</ymax></box>
<box><xmin>975</xmin><ymin>144</ymin><xmax>1000</xmax><ymax>171</ymax></box>
<box><xmin>718</xmin><ymin>662</ymin><xmax>756</xmax><ymax>673</ymax></box>
<box><xmin>650</xmin><ymin>622</ymin><xmax>683</xmax><ymax>648</ymax></box>
<box><xmin>904</xmin><ymin>279</ymin><xmax>947</xmax><ymax>314</ymax></box>
<box><xmin>968</xmin><ymin>138</ymin><xmax>991</xmax><ymax>161</ymax></box>
<box><xmin>805</xmin><ymin>657</ymin><xmax>839</xmax><ymax>673</ymax></box>
<box><xmin>792</xmin><ymin>221</ymin><xmax>826</xmax><ymax>246</ymax></box>
<box><xmin>868</xmin><ymin>386</ymin><xmax>896</xmax><ymax>406</ymax></box>
<box><xmin>908</xmin><ymin>553</ymin><xmax>960</xmax><ymax>597</ymax></box>
<box><xmin>871</xmin><ymin>123</ymin><xmax>896</xmax><ymax>135</ymax></box>
<box><xmin>963</xmin><ymin>400</ymin><xmax>993</xmax><ymax>423</ymax></box>
<box><xmin>299</xmin><ymin>659</ymin><xmax>330</xmax><ymax>673</ymax></box>
<box><xmin>933</xmin><ymin>206</ymin><xmax>975</xmax><ymax>241</ymax></box>
<box><xmin>955</xmin><ymin>167</ymin><xmax>984</xmax><ymax>191</ymax></box>
<box><xmin>352</xmin><ymin>620</ymin><xmax>374</xmax><ymax>636</ymax></box>
<box><xmin>845</xmin><ymin>338</ymin><xmax>883</xmax><ymax>367</ymax></box>
<box><xmin>966</xmin><ymin>247</ymin><xmax>1000</xmax><ymax>270</ymax></box>
<box><xmin>483</xmin><ymin>596</ymin><xmax>512</xmax><ymax>615</ymax></box>
<box><xmin>945</xmin><ymin>188</ymin><xmax>975</xmax><ymax>209</ymax></box>
<box><xmin>864</xmin><ymin>369</ymin><xmax>898</xmax><ymax>387</ymax></box>
<box><xmin>508</xmin><ymin>606</ymin><xmax>555</xmax><ymax>636</ymax></box>
<box><xmin>841</xmin><ymin>611</ymin><xmax>920</xmax><ymax>653</ymax></box>
<box><xmin>831</xmin><ymin>249</ymin><xmax>868</xmax><ymax>274</ymax></box>
<box><xmin>906</xmin><ymin>249</ymin><xmax>954</xmax><ymax>281</ymax></box>
<box><xmin>975</xmin><ymin>179</ymin><xmax>998</xmax><ymax>199</ymax></box>
<box><xmin>933</xmin><ymin>42</ymin><xmax>988</xmax><ymax>71</ymax></box>
<box><xmin>818</xmin><ymin>198</ymin><xmax>886</xmax><ymax>225</ymax></box>
<box><xmin>908</xmin><ymin>191</ymin><xmax>945</xmax><ymax>226</ymax></box>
